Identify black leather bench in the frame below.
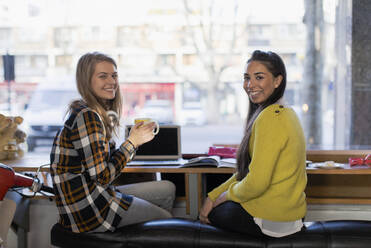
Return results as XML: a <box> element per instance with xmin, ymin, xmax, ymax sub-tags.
<box><xmin>51</xmin><ymin>218</ymin><xmax>371</xmax><ymax>248</ymax></box>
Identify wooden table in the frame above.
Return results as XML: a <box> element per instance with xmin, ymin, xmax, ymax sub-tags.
<box><xmin>124</xmin><ymin>165</ymin><xmax>236</xmax><ymax>218</ymax></box>
<box><xmin>306</xmin><ymin>163</ymin><xmax>371</xmax><ymax>205</ymax></box>
<box><xmin>304</xmin><ymin>150</ymin><xmax>371</xmax><ymax>205</ymax></box>
<box><xmin>6</xmin><ymin>150</ymin><xmax>371</xmax><ymax>209</ymax></box>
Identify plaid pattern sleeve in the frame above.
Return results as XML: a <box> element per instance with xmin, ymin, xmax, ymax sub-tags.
<box><xmin>50</xmin><ymin>106</ymin><xmax>134</xmax><ymax>233</ymax></box>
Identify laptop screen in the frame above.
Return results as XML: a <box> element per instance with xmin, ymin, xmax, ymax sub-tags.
<box><xmin>125</xmin><ymin>124</ymin><xmax>181</xmax><ymax>160</ymax></box>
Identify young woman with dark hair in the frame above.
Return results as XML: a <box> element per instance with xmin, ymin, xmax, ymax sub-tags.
<box><xmin>199</xmin><ymin>50</ymin><xmax>307</xmax><ymax>238</ymax></box>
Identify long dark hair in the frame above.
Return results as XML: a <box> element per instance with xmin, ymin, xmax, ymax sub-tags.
<box><xmin>236</xmin><ymin>50</ymin><xmax>287</xmax><ymax>181</ymax></box>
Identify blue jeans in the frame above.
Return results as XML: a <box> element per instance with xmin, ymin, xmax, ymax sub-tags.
<box><xmin>208</xmin><ymin>201</ymin><xmax>264</xmax><ymax>237</ymax></box>
<box><xmin>115</xmin><ymin>180</ymin><xmax>175</xmax><ymax>227</ymax></box>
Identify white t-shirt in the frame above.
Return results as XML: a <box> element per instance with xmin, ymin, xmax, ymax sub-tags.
<box><xmin>254</xmin><ymin>218</ymin><xmax>303</xmax><ymax>237</ymax></box>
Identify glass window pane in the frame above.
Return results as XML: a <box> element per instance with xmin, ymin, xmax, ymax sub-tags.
<box><xmin>1</xmin><ymin>0</ymin><xmax>368</xmax><ymax>154</ymax></box>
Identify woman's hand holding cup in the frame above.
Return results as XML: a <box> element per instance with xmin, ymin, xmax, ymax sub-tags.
<box><xmin>127</xmin><ymin>118</ymin><xmax>159</xmax><ymax>148</ymax></box>
<box><xmin>134</xmin><ymin>118</ymin><xmax>160</xmax><ymax>135</ymax></box>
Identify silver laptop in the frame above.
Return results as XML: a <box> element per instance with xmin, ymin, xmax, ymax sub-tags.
<box><xmin>125</xmin><ymin>124</ymin><xmax>186</xmax><ymax>165</ymax></box>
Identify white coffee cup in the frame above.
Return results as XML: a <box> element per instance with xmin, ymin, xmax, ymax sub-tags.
<box><xmin>134</xmin><ymin>118</ymin><xmax>160</xmax><ymax>135</ymax></box>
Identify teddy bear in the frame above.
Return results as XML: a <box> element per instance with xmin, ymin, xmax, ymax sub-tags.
<box><xmin>0</xmin><ymin>113</ymin><xmax>27</xmax><ymax>161</ymax></box>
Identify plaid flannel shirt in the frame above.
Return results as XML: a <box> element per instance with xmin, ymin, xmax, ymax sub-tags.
<box><xmin>50</xmin><ymin>105</ymin><xmax>135</xmax><ymax>233</ymax></box>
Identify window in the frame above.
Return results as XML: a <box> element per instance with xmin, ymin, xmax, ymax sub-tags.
<box><xmin>55</xmin><ymin>55</ymin><xmax>72</xmax><ymax>67</ymax></box>
<box><xmin>54</xmin><ymin>27</ymin><xmax>76</xmax><ymax>49</ymax></box>
<box><xmin>182</xmin><ymin>54</ymin><xmax>199</xmax><ymax>66</ymax></box>
<box><xmin>156</xmin><ymin>54</ymin><xmax>176</xmax><ymax>67</ymax></box>
<box><xmin>1</xmin><ymin>0</ymin><xmax>368</xmax><ymax>153</ymax></box>
<box><xmin>0</xmin><ymin>28</ymin><xmax>11</xmax><ymax>46</ymax></box>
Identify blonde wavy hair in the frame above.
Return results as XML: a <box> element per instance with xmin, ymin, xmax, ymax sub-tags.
<box><xmin>69</xmin><ymin>52</ymin><xmax>122</xmax><ymax>140</ymax></box>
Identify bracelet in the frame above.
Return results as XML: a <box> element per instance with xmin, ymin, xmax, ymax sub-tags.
<box><xmin>126</xmin><ymin>139</ymin><xmax>137</xmax><ymax>150</ymax></box>
<box><xmin>120</xmin><ymin>140</ymin><xmax>137</xmax><ymax>161</ymax></box>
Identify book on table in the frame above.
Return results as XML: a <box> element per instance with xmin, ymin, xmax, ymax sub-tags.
<box><xmin>182</xmin><ymin>156</ymin><xmax>236</xmax><ymax>168</ymax></box>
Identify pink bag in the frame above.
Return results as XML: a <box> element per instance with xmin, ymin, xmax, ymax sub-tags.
<box><xmin>207</xmin><ymin>146</ymin><xmax>237</xmax><ymax>158</ymax></box>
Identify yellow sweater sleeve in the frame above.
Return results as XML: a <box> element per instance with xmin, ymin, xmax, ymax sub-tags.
<box><xmin>226</xmin><ymin>107</ymin><xmax>288</xmax><ymax>203</ymax></box>
<box><xmin>208</xmin><ymin>173</ymin><xmax>237</xmax><ymax>201</ymax></box>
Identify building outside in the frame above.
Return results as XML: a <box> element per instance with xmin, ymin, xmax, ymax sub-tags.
<box><xmin>0</xmin><ymin>0</ymin><xmax>341</xmax><ymax>152</ymax></box>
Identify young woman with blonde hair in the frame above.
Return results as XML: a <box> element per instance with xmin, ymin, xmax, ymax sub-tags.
<box><xmin>50</xmin><ymin>52</ymin><xmax>175</xmax><ymax>233</ymax></box>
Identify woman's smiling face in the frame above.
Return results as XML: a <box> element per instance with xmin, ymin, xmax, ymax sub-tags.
<box><xmin>243</xmin><ymin>61</ymin><xmax>282</xmax><ymax>104</ymax></box>
<box><xmin>91</xmin><ymin>61</ymin><xmax>118</xmax><ymax>101</ymax></box>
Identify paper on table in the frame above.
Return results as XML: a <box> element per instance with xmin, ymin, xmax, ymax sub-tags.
<box><xmin>310</xmin><ymin>162</ymin><xmax>344</xmax><ymax>169</ymax></box>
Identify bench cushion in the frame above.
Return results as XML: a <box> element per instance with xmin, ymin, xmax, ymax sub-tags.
<box><xmin>51</xmin><ymin>218</ymin><xmax>371</xmax><ymax>248</ymax></box>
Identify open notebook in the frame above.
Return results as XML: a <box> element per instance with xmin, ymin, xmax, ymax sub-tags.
<box><xmin>125</xmin><ymin>124</ymin><xmax>186</xmax><ymax>165</ymax></box>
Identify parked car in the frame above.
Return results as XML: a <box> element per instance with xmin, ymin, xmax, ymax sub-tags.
<box><xmin>179</xmin><ymin>102</ymin><xmax>206</xmax><ymax>126</ymax></box>
<box><xmin>138</xmin><ymin>99</ymin><xmax>174</xmax><ymax>124</ymax></box>
<box><xmin>23</xmin><ymin>78</ymin><xmax>79</xmax><ymax>151</ymax></box>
